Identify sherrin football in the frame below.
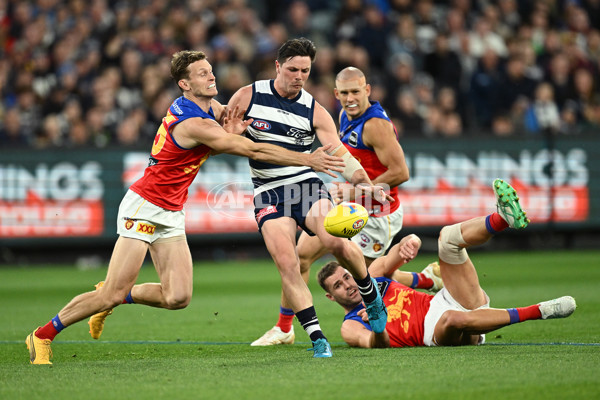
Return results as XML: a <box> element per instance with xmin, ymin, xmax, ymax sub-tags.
<box><xmin>324</xmin><ymin>202</ymin><xmax>369</xmax><ymax>238</ymax></box>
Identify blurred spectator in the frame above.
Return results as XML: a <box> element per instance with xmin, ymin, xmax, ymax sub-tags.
<box><xmin>356</xmin><ymin>5</ymin><xmax>391</xmax><ymax>69</ymax></box>
<box><xmin>497</xmin><ymin>55</ymin><xmax>538</xmax><ymax>114</ymax></box>
<box><xmin>491</xmin><ymin>114</ymin><xmax>515</xmax><ymax>137</ymax></box>
<box><xmin>469</xmin><ymin>49</ymin><xmax>502</xmax><ymax>128</ymax></box>
<box><xmin>524</xmin><ymin>82</ymin><xmax>561</xmax><ymax>134</ymax></box>
<box><xmin>423</xmin><ymin>32</ymin><xmax>462</xmax><ymax>93</ymax></box>
<box><xmin>394</xmin><ymin>89</ymin><xmax>423</xmax><ymax>137</ymax></box>
<box><xmin>0</xmin><ymin>107</ymin><xmax>28</xmax><ymax>147</ymax></box>
<box><xmin>570</xmin><ymin>68</ymin><xmax>600</xmax><ymax>127</ymax></box>
<box><xmin>388</xmin><ymin>14</ymin><xmax>422</xmax><ymax>70</ymax></box>
<box><xmin>546</xmin><ymin>52</ymin><xmax>573</xmax><ymax>110</ymax></box>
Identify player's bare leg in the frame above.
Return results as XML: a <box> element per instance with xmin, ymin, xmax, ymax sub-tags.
<box><xmin>305</xmin><ymin>199</ymin><xmax>387</xmax><ymax>333</ymax></box>
<box><xmin>62</xmin><ymin>237</ymin><xmax>148</xmax><ymax>326</ymax></box>
<box><xmin>260</xmin><ymin>217</ymin><xmax>331</xmax><ymax>357</ymax></box>
<box><xmin>131</xmin><ymin>236</ymin><xmax>193</xmax><ymax>309</ymax></box>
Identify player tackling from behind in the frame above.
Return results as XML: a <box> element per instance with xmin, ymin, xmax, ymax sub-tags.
<box><xmin>318</xmin><ymin>179</ymin><xmax>576</xmax><ymax>348</ymax></box>
<box><xmin>25</xmin><ymin>50</ymin><xmax>347</xmax><ymax>365</ymax></box>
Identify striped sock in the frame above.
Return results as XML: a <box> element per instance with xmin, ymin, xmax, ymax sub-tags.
<box><xmin>355</xmin><ymin>273</ymin><xmax>378</xmax><ymax>304</ymax></box>
<box><xmin>296</xmin><ymin>306</ymin><xmax>326</xmax><ymax>342</ymax></box>
<box><xmin>276</xmin><ymin>306</ymin><xmax>295</xmax><ymax>333</ymax></box>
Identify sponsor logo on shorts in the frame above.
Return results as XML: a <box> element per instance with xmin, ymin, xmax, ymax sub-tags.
<box><xmin>252</xmin><ymin>120</ymin><xmax>271</xmax><ymax>130</ymax></box>
<box><xmin>256</xmin><ymin>205</ymin><xmax>277</xmax><ymax>223</ymax></box>
<box><xmin>352</xmin><ymin>219</ymin><xmax>365</xmax><ymax>229</ymax></box>
<box><xmin>124</xmin><ymin>218</ymin><xmax>135</xmax><ymax>230</ymax></box>
<box><xmin>373</xmin><ymin>243</ymin><xmax>382</xmax><ymax>252</ymax></box>
<box><xmin>360</xmin><ymin>234</ymin><xmax>370</xmax><ymax>243</ymax></box>
<box><xmin>136</xmin><ymin>222</ymin><xmax>156</xmax><ymax>235</ymax></box>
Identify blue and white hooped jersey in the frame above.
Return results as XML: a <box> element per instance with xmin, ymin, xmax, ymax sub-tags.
<box><xmin>244</xmin><ymin>80</ymin><xmax>319</xmax><ymax>202</ymax></box>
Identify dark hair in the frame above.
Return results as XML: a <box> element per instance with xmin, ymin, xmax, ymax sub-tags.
<box><xmin>277</xmin><ymin>37</ymin><xmax>316</xmax><ymax>64</ymax></box>
<box><xmin>170</xmin><ymin>50</ymin><xmax>207</xmax><ymax>82</ymax></box>
<box><xmin>317</xmin><ymin>261</ymin><xmax>341</xmax><ymax>292</ymax></box>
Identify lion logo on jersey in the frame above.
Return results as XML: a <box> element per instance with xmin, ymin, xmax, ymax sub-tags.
<box><xmin>386</xmin><ymin>287</ymin><xmax>412</xmax><ymax>333</ymax></box>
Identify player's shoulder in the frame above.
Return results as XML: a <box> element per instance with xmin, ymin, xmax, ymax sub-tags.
<box><xmin>228</xmin><ymin>84</ymin><xmax>253</xmax><ymax>107</ymax></box>
<box><xmin>364</xmin><ymin>115</ymin><xmax>394</xmax><ymax>131</ymax></box>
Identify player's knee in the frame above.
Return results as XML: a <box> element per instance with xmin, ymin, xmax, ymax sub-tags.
<box><xmin>438</xmin><ymin>224</ymin><xmax>468</xmax><ymax>264</ymax></box>
<box><xmin>164</xmin><ymin>292</ymin><xmax>191</xmax><ymax>310</ymax></box>
<box><xmin>440</xmin><ymin>310</ymin><xmax>472</xmax><ymax>331</ymax></box>
<box><xmin>439</xmin><ymin>310</ymin><xmax>470</xmax><ymax>331</ymax></box>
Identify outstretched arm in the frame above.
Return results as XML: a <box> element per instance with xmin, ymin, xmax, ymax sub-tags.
<box><xmin>368</xmin><ymin>234</ymin><xmax>422</xmax><ymax>279</ymax></box>
<box><xmin>341</xmin><ymin>319</ymin><xmax>390</xmax><ymax>348</ymax></box>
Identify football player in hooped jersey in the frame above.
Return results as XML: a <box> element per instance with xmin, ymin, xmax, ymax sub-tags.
<box><xmin>227</xmin><ymin>38</ymin><xmax>392</xmax><ymax>357</ymax></box>
<box><xmin>25</xmin><ymin>50</ymin><xmax>348</xmax><ymax>365</ymax></box>
<box><xmin>318</xmin><ymin>180</ymin><xmax>576</xmax><ymax>348</ymax></box>
<box><xmin>252</xmin><ymin>67</ymin><xmax>433</xmax><ymax>347</ymax></box>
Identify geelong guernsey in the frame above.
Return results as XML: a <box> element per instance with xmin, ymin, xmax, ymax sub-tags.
<box><xmin>244</xmin><ymin>80</ymin><xmax>319</xmax><ymax>203</ymax></box>
<box><xmin>340</xmin><ymin>101</ymin><xmax>400</xmax><ymax>216</ymax></box>
<box><xmin>129</xmin><ymin>96</ymin><xmax>214</xmax><ymax>211</ymax></box>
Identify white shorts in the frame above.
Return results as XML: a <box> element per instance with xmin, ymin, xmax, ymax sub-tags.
<box><xmin>352</xmin><ymin>204</ymin><xmax>403</xmax><ymax>259</ymax></box>
<box><xmin>423</xmin><ymin>287</ymin><xmax>490</xmax><ymax>347</ymax></box>
<box><xmin>116</xmin><ymin>190</ymin><xmax>186</xmax><ymax>244</ymax></box>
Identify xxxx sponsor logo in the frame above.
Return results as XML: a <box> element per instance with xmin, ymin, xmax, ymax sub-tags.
<box><xmin>136</xmin><ymin>222</ymin><xmax>156</xmax><ymax>235</ymax></box>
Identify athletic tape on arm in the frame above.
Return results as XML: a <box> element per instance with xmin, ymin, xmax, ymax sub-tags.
<box><xmin>327</xmin><ymin>144</ymin><xmax>365</xmax><ymax>182</ymax></box>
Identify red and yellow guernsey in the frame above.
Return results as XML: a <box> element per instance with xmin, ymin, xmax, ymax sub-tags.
<box><xmin>344</xmin><ymin>277</ymin><xmax>433</xmax><ymax>347</ymax></box>
<box><xmin>130</xmin><ymin>96</ymin><xmax>214</xmax><ymax>211</ymax></box>
<box><xmin>339</xmin><ymin>101</ymin><xmax>400</xmax><ymax>217</ymax></box>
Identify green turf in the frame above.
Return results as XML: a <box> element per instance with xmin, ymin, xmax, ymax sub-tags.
<box><xmin>1</xmin><ymin>250</ymin><xmax>599</xmax><ymax>400</ymax></box>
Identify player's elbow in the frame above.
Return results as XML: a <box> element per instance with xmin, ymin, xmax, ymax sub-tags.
<box><xmin>391</xmin><ymin>168</ymin><xmax>410</xmax><ymax>186</ymax></box>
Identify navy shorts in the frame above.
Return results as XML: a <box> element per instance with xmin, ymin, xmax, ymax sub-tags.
<box><xmin>253</xmin><ymin>178</ymin><xmax>333</xmax><ymax>236</ymax></box>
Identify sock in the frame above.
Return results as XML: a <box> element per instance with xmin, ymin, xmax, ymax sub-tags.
<box><xmin>507</xmin><ymin>305</ymin><xmax>542</xmax><ymax>324</ymax></box>
<box><xmin>121</xmin><ymin>291</ymin><xmax>134</xmax><ymax>304</ymax></box>
<box><xmin>410</xmin><ymin>272</ymin><xmax>434</xmax><ymax>289</ymax></box>
<box><xmin>35</xmin><ymin>315</ymin><xmax>65</xmax><ymax>340</ymax></box>
<box><xmin>276</xmin><ymin>306</ymin><xmax>295</xmax><ymax>333</ymax></box>
<box><xmin>485</xmin><ymin>212</ymin><xmax>509</xmax><ymax>234</ymax></box>
<box><xmin>355</xmin><ymin>273</ymin><xmax>378</xmax><ymax>304</ymax></box>
<box><xmin>295</xmin><ymin>306</ymin><xmax>326</xmax><ymax>342</ymax></box>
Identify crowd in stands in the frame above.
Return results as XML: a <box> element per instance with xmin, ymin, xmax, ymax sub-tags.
<box><xmin>0</xmin><ymin>0</ymin><xmax>599</xmax><ymax>148</ymax></box>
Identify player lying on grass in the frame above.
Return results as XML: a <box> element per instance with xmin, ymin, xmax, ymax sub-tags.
<box><xmin>318</xmin><ymin>179</ymin><xmax>576</xmax><ymax>348</ymax></box>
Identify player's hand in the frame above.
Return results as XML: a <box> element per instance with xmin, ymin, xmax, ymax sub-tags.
<box><xmin>329</xmin><ymin>181</ymin><xmax>356</xmax><ymax>204</ymax></box>
<box><xmin>355</xmin><ymin>184</ymin><xmax>394</xmax><ymax>203</ymax></box>
<box><xmin>222</xmin><ymin>105</ymin><xmax>253</xmax><ymax>135</ymax></box>
<box><xmin>309</xmin><ymin>144</ymin><xmax>345</xmax><ymax>178</ymax></box>
<box><xmin>398</xmin><ymin>234</ymin><xmax>422</xmax><ymax>262</ymax></box>
<box><xmin>357</xmin><ymin>308</ymin><xmax>369</xmax><ymax>323</ymax></box>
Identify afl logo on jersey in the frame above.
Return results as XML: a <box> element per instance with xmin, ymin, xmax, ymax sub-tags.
<box><xmin>253</xmin><ymin>120</ymin><xmax>271</xmax><ymax>130</ymax></box>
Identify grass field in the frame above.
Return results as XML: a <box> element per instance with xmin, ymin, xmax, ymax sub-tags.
<box><xmin>1</xmin><ymin>249</ymin><xmax>599</xmax><ymax>400</ymax></box>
